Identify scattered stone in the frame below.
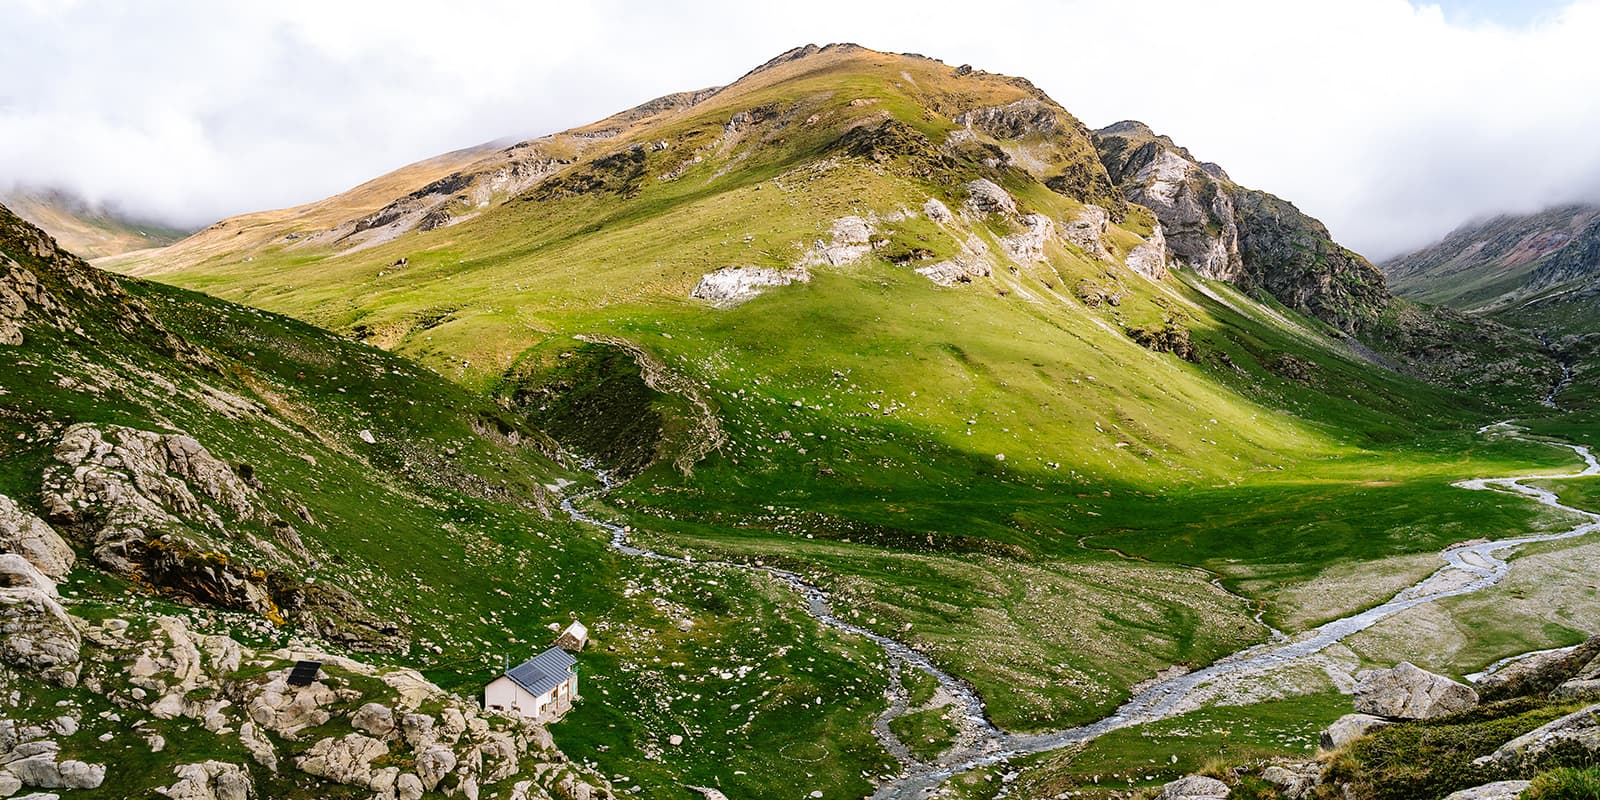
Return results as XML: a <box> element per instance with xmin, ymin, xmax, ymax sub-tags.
<box><xmin>1353</xmin><ymin>662</ymin><xmax>1478</xmax><ymax>719</ymax></box>
<box><xmin>668</xmin><ymin>734</ymin><xmax>684</xmax><ymax>746</ymax></box>
<box><xmin>357</xmin><ymin>429</ymin><xmax>376</xmax><ymax>445</ymax></box>
<box><xmin>350</xmin><ymin>702</ymin><xmax>395</xmax><ymax>738</ymax></box>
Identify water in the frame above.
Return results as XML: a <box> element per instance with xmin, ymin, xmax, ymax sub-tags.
<box><xmin>559</xmin><ymin>425</ymin><xmax>1600</xmax><ymax>799</ymax></box>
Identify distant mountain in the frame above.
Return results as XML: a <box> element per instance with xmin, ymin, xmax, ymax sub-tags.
<box><xmin>0</xmin><ymin>185</ymin><xmax>193</xmax><ymax>259</ymax></box>
<box><xmin>1384</xmin><ymin>203</ymin><xmax>1600</xmax><ymax>334</ymax></box>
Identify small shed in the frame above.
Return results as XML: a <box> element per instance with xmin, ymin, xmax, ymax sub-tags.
<box><xmin>555</xmin><ymin>620</ymin><xmax>588</xmax><ymax>651</ymax></box>
<box><xmin>484</xmin><ymin>647</ymin><xmax>578</xmax><ymax>721</ymax></box>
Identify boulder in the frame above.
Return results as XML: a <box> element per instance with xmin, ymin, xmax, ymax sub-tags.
<box><xmin>1320</xmin><ymin>713</ymin><xmax>1393</xmax><ymax>750</ymax></box>
<box><xmin>395</xmin><ymin>773</ymin><xmax>425</xmax><ymax>800</ymax></box>
<box><xmin>350</xmin><ymin>702</ymin><xmax>395</xmax><ymax>738</ymax></box>
<box><xmin>3</xmin><ymin>750</ymin><xmax>104</xmax><ymax>790</ymax></box>
<box><xmin>293</xmin><ymin>733</ymin><xmax>387</xmax><ymax>788</ymax></box>
<box><xmin>1476</xmin><ymin>703</ymin><xmax>1600</xmax><ymax>768</ymax></box>
<box><xmin>1475</xmin><ymin>637</ymin><xmax>1600</xmax><ymax>701</ymax></box>
<box><xmin>923</xmin><ymin>198</ymin><xmax>953</xmax><ymax>223</ymax></box>
<box><xmin>415</xmin><ymin>745</ymin><xmax>457</xmax><ymax>791</ymax></box>
<box><xmin>1156</xmin><ymin>775</ymin><xmax>1230</xmax><ymax>800</ymax></box>
<box><xmin>0</xmin><ymin>771</ymin><xmax>20</xmax><ymax>796</ymax></box>
<box><xmin>1442</xmin><ymin>781</ymin><xmax>1532</xmax><ymax>800</ymax></box>
<box><xmin>1354</xmin><ymin>662</ymin><xmax>1478</xmax><ymax>719</ymax></box>
<box><xmin>0</xmin><ymin>495</ymin><xmax>74</xmax><ymax>579</ymax></box>
<box><xmin>157</xmin><ymin>761</ymin><xmax>254</xmax><ymax>800</ymax></box>
<box><xmin>0</xmin><ymin>556</ymin><xmax>80</xmax><ymax>684</ymax></box>
<box><xmin>1260</xmin><ymin>763</ymin><xmax>1320</xmax><ymax>800</ymax></box>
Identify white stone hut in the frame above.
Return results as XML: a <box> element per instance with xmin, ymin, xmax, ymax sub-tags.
<box><xmin>555</xmin><ymin>620</ymin><xmax>588</xmax><ymax>651</ymax></box>
<box><xmin>484</xmin><ymin>647</ymin><xmax>578</xmax><ymax>721</ymax></box>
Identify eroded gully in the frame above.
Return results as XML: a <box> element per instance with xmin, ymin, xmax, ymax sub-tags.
<box><xmin>557</xmin><ymin>422</ymin><xmax>1599</xmax><ymax>799</ymax></box>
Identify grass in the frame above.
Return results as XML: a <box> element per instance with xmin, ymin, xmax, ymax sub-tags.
<box><xmin>59</xmin><ymin>44</ymin><xmax>1598</xmax><ymax>797</ymax></box>
<box><xmin>889</xmin><ymin>706</ymin><xmax>962</xmax><ymax>762</ymax></box>
<box><xmin>1527</xmin><ymin>767</ymin><xmax>1600</xmax><ymax>800</ymax></box>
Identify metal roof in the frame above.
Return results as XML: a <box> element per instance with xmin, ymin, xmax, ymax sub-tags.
<box><xmin>504</xmin><ymin>647</ymin><xmax>577</xmax><ymax>697</ymax></box>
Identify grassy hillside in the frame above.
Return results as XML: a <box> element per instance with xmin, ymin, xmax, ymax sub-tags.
<box><xmin>0</xmin><ymin>202</ymin><xmax>906</xmax><ymax>799</ymax></box>
<box><xmin>93</xmin><ymin>39</ymin><xmax>1584</xmax><ymax>757</ymax></box>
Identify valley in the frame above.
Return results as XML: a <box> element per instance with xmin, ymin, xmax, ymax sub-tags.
<box><xmin>3</xmin><ymin>41</ymin><xmax>1599</xmax><ymax>800</ymax></box>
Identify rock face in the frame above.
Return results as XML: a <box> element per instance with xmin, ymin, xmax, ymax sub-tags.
<box><xmin>1353</xmin><ymin>662</ymin><xmax>1478</xmax><ymax>719</ymax></box>
<box><xmin>963</xmin><ymin>179</ymin><xmax>1018</xmax><ymax>216</ymax></box>
<box><xmin>1319</xmin><ymin>713</ymin><xmax>1392</xmax><ymax>750</ymax></box>
<box><xmin>1156</xmin><ymin>775</ymin><xmax>1231</xmax><ymax>800</ymax></box>
<box><xmin>0</xmin><ymin>494</ymin><xmax>74</xmax><ymax>579</ymax></box>
<box><xmin>1126</xmin><ymin>222</ymin><xmax>1171</xmax><ymax>280</ymax></box>
<box><xmin>1094</xmin><ymin>121</ymin><xmax>1388</xmax><ymax>332</ymax></box>
<box><xmin>1476</xmin><ymin>703</ymin><xmax>1600</xmax><ymax>768</ymax></box>
<box><xmin>0</xmin><ymin>554</ymin><xmax>80</xmax><ymax>684</ymax></box>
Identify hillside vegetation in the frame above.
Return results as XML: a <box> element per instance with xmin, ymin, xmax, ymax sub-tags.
<box><xmin>61</xmin><ymin>42</ymin><xmax>1599</xmax><ymax>796</ymax></box>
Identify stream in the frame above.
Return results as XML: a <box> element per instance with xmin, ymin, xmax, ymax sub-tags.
<box><xmin>558</xmin><ymin>422</ymin><xmax>1600</xmax><ymax>799</ymax></box>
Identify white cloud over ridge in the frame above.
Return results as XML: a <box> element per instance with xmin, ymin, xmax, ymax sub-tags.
<box><xmin>2</xmin><ymin>0</ymin><xmax>1598</xmax><ymax>259</ymax></box>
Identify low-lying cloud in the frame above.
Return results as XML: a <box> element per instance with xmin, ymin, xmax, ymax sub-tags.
<box><xmin>2</xmin><ymin>0</ymin><xmax>1598</xmax><ymax>259</ymax></box>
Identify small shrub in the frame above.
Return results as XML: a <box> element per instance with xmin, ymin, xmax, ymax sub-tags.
<box><xmin>1525</xmin><ymin>767</ymin><xmax>1600</xmax><ymax>800</ymax></box>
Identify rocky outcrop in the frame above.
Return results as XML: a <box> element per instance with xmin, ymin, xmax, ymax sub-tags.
<box><xmin>1094</xmin><ymin>121</ymin><xmax>1388</xmax><ymax>332</ymax></box>
<box><xmin>691</xmin><ymin>265</ymin><xmax>811</xmax><ymax>307</ymax></box>
<box><xmin>962</xmin><ymin>179</ymin><xmax>1017</xmax><ymax>217</ymax></box>
<box><xmin>1319</xmin><ymin>713</ymin><xmax>1392</xmax><ymax>750</ymax></box>
<box><xmin>1475</xmin><ymin>637</ymin><xmax>1600</xmax><ymax>701</ymax></box>
<box><xmin>0</xmin><ymin>554</ymin><xmax>80</xmax><ymax>685</ymax></box>
<box><xmin>0</xmin><ymin>495</ymin><xmax>74</xmax><ymax>579</ymax></box>
<box><xmin>0</xmin><ymin>740</ymin><xmax>105</xmax><ymax>791</ymax></box>
<box><xmin>1260</xmin><ymin>762</ymin><xmax>1321</xmax><ymax>800</ymax></box>
<box><xmin>1126</xmin><ymin>222</ymin><xmax>1171</xmax><ymax>280</ymax></box>
<box><xmin>1062</xmin><ymin>205</ymin><xmax>1112</xmax><ymax>260</ymax></box>
<box><xmin>1475</xmin><ymin>703</ymin><xmax>1600</xmax><ymax>768</ymax></box>
<box><xmin>916</xmin><ymin>234</ymin><xmax>994</xmax><ymax>286</ymax></box>
<box><xmin>1156</xmin><ymin>775</ymin><xmax>1231</xmax><ymax>800</ymax></box>
<box><xmin>1353</xmin><ymin>662</ymin><xmax>1478</xmax><ymax>719</ymax></box>
<box><xmin>157</xmin><ymin>761</ymin><xmax>254</xmax><ymax>800</ymax></box>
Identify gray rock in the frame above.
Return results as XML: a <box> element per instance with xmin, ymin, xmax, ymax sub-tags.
<box><xmin>962</xmin><ymin>179</ymin><xmax>1017</xmax><ymax>216</ymax></box>
<box><xmin>1442</xmin><ymin>781</ymin><xmax>1532</xmax><ymax>800</ymax></box>
<box><xmin>1156</xmin><ymin>775</ymin><xmax>1230</xmax><ymax>800</ymax></box>
<box><xmin>157</xmin><ymin>761</ymin><xmax>254</xmax><ymax>800</ymax></box>
<box><xmin>415</xmin><ymin>745</ymin><xmax>457</xmax><ymax>791</ymax></box>
<box><xmin>294</xmin><ymin>733</ymin><xmax>388</xmax><ymax>789</ymax></box>
<box><xmin>1475</xmin><ymin>637</ymin><xmax>1600</xmax><ymax>701</ymax></box>
<box><xmin>4</xmin><ymin>752</ymin><xmax>104</xmax><ymax>790</ymax></box>
<box><xmin>1260</xmin><ymin>763</ymin><xmax>1319</xmax><ymax>800</ymax></box>
<box><xmin>1320</xmin><ymin>713</ymin><xmax>1392</xmax><ymax>750</ymax></box>
<box><xmin>1554</xmin><ymin>679</ymin><xmax>1600</xmax><ymax>700</ymax></box>
<box><xmin>1476</xmin><ymin>703</ymin><xmax>1600</xmax><ymax>768</ymax></box>
<box><xmin>1061</xmin><ymin>205</ymin><xmax>1111</xmax><ymax>260</ymax></box>
<box><xmin>690</xmin><ymin>265</ymin><xmax>810</xmax><ymax>307</ymax></box>
<box><xmin>0</xmin><ymin>771</ymin><xmax>21</xmax><ymax>796</ymax></box>
<box><xmin>1354</xmin><ymin>662</ymin><xmax>1478</xmax><ymax>719</ymax></box>
<box><xmin>922</xmin><ymin>198</ymin><xmax>953</xmax><ymax>224</ymax></box>
<box><xmin>350</xmin><ymin>702</ymin><xmax>395</xmax><ymax>738</ymax></box>
<box><xmin>395</xmin><ymin>772</ymin><xmax>424</xmax><ymax>800</ymax></box>
<box><xmin>0</xmin><ymin>556</ymin><xmax>80</xmax><ymax>684</ymax></box>
<box><xmin>0</xmin><ymin>495</ymin><xmax>74</xmax><ymax>579</ymax></box>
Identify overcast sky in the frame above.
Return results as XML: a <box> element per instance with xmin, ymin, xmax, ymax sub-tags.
<box><xmin>3</xmin><ymin>0</ymin><xmax>1598</xmax><ymax>259</ymax></box>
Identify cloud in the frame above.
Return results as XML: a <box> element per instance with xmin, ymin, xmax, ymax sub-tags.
<box><xmin>2</xmin><ymin>0</ymin><xmax>1598</xmax><ymax>258</ymax></box>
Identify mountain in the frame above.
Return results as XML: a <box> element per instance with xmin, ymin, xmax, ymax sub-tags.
<box><xmin>0</xmin><ymin>185</ymin><xmax>192</xmax><ymax>259</ymax></box>
<box><xmin>30</xmin><ymin>43</ymin><xmax>1597</xmax><ymax>799</ymax></box>
<box><xmin>1092</xmin><ymin>121</ymin><xmax>1390</xmax><ymax>333</ymax></box>
<box><xmin>1384</xmin><ymin>203</ymin><xmax>1600</xmax><ymax>334</ymax></box>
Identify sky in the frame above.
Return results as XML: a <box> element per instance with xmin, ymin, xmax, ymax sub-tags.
<box><xmin>2</xmin><ymin>0</ymin><xmax>1599</xmax><ymax>260</ymax></box>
